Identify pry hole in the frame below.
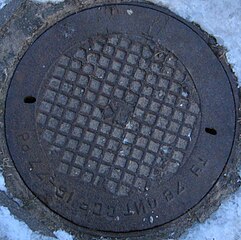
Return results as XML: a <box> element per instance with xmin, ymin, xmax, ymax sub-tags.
<box><xmin>24</xmin><ymin>96</ymin><xmax>36</xmax><ymax>104</ymax></box>
<box><xmin>205</xmin><ymin>128</ymin><xmax>217</xmax><ymax>135</ymax></box>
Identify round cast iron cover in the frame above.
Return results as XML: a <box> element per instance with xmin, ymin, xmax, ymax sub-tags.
<box><xmin>5</xmin><ymin>2</ymin><xmax>237</xmax><ymax>235</ymax></box>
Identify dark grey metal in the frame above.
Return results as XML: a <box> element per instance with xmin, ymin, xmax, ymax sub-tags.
<box><xmin>1</xmin><ymin>1</ymin><xmax>240</xmax><ymax>239</ymax></box>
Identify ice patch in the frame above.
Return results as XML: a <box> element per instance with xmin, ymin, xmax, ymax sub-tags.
<box><xmin>152</xmin><ymin>0</ymin><xmax>241</xmax><ymax>85</ymax></box>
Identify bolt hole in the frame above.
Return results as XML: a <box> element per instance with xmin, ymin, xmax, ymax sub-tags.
<box><xmin>24</xmin><ymin>96</ymin><xmax>36</xmax><ymax>104</ymax></box>
<box><xmin>205</xmin><ymin>128</ymin><xmax>217</xmax><ymax>135</ymax></box>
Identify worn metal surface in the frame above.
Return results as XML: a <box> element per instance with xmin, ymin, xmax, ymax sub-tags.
<box><xmin>1</xmin><ymin>1</ymin><xmax>240</xmax><ymax>239</ymax></box>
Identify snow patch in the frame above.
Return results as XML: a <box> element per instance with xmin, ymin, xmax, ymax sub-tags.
<box><xmin>0</xmin><ymin>206</ymin><xmax>52</xmax><ymax>240</ymax></box>
<box><xmin>0</xmin><ymin>170</ymin><xmax>6</xmax><ymax>192</ymax></box>
<box><xmin>53</xmin><ymin>230</ymin><xmax>74</xmax><ymax>240</ymax></box>
<box><xmin>152</xmin><ymin>0</ymin><xmax>241</xmax><ymax>85</ymax></box>
<box><xmin>0</xmin><ymin>206</ymin><xmax>74</xmax><ymax>240</ymax></box>
<box><xmin>180</xmin><ymin>187</ymin><xmax>241</xmax><ymax>240</ymax></box>
<box><xmin>0</xmin><ymin>0</ymin><xmax>7</xmax><ymax>9</ymax></box>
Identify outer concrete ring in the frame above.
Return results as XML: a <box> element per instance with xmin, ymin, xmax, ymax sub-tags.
<box><xmin>0</xmin><ymin>1</ymin><xmax>240</xmax><ymax>239</ymax></box>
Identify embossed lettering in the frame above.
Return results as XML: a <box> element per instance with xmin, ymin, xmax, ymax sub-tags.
<box><xmin>177</xmin><ymin>181</ymin><xmax>185</xmax><ymax>195</ymax></box>
<box><xmin>106</xmin><ymin>206</ymin><xmax>116</xmax><ymax>217</ymax></box>
<box><xmin>163</xmin><ymin>181</ymin><xmax>185</xmax><ymax>202</ymax></box>
<box><xmin>147</xmin><ymin>198</ymin><xmax>157</xmax><ymax>208</ymax></box>
<box><xmin>17</xmin><ymin>132</ymin><xmax>30</xmax><ymax>141</ymax></box>
<box><xmin>190</xmin><ymin>158</ymin><xmax>207</xmax><ymax>177</ymax></box>
<box><xmin>55</xmin><ymin>185</ymin><xmax>74</xmax><ymax>203</ymax></box>
<box><xmin>50</xmin><ymin>176</ymin><xmax>74</xmax><ymax>203</ymax></box>
<box><xmin>79</xmin><ymin>200</ymin><xmax>89</xmax><ymax>216</ymax></box>
<box><xmin>135</xmin><ymin>200</ymin><xmax>147</xmax><ymax>215</ymax></box>
<box><xmin>163</xmin><ymin>190</ymin><xmax>174</xmax><ymax>202</ymax></box>
<box><xmin>124</xmin><ymin>203</ymin><xmax>134</xmax><ymax>216</ymax></box>
<box><xmin>49</xmin><ymin>175</ymin><xmax>55</xmax><ymax>186</ymax></box>
<box><xmin>125</xmin><ymin>198</ymin><xmax>157</xmax><ymax>215</ymax></box>
<box><xmin>55</xmin><ymin>186</ymin><xmax>66</xmax><ymax>198</ymax></box>
<box><xmin>93</xmin><ymin>203</ymin><xmax>102</xmax><ymax>216</ymax></box>
<box><xmin>22</xmin><ymin>145</ymin><xmax>30</xmax><ymax>152</ymax></box>
<box><xmin>78</xmin><ymin>198</ymin><xmax>157</xmax><ymax>219</ymax></box>
<box><xmin>78</xmin><ymin>200</ymin><xmax>116</xmax><ymax>218</ymax></box>
<box><xmin>198</xmin><ymin>158</ymin><xmax>207</xmax><ymax>166</ymax></box>
<box><xmin>17</xmin><ymin>132</ymin><xmax>31</xmax><ymax>152</ymax></box>
<box><xmin>190</xmin><ymin>165</ymin><xmax>201</xmax><ymax>176</ymax></box>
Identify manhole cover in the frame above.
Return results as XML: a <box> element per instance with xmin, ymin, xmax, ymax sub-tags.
<box><xmin>4</xmin><ymin>2</ymin><xmax>237</xmax><ymax>236</ymax></box>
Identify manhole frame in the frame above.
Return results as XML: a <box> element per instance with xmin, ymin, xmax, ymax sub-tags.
<box><xmin>0</xmin><ymin>1</ymin><xmax>240</xmax><ymax>239</ymax></box>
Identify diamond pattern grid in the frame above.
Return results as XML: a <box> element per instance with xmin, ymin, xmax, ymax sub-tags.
<box><xmin>36</xmin><ymin>34</ymin><xmax>200</xmax><ymax>196</ymax></box>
